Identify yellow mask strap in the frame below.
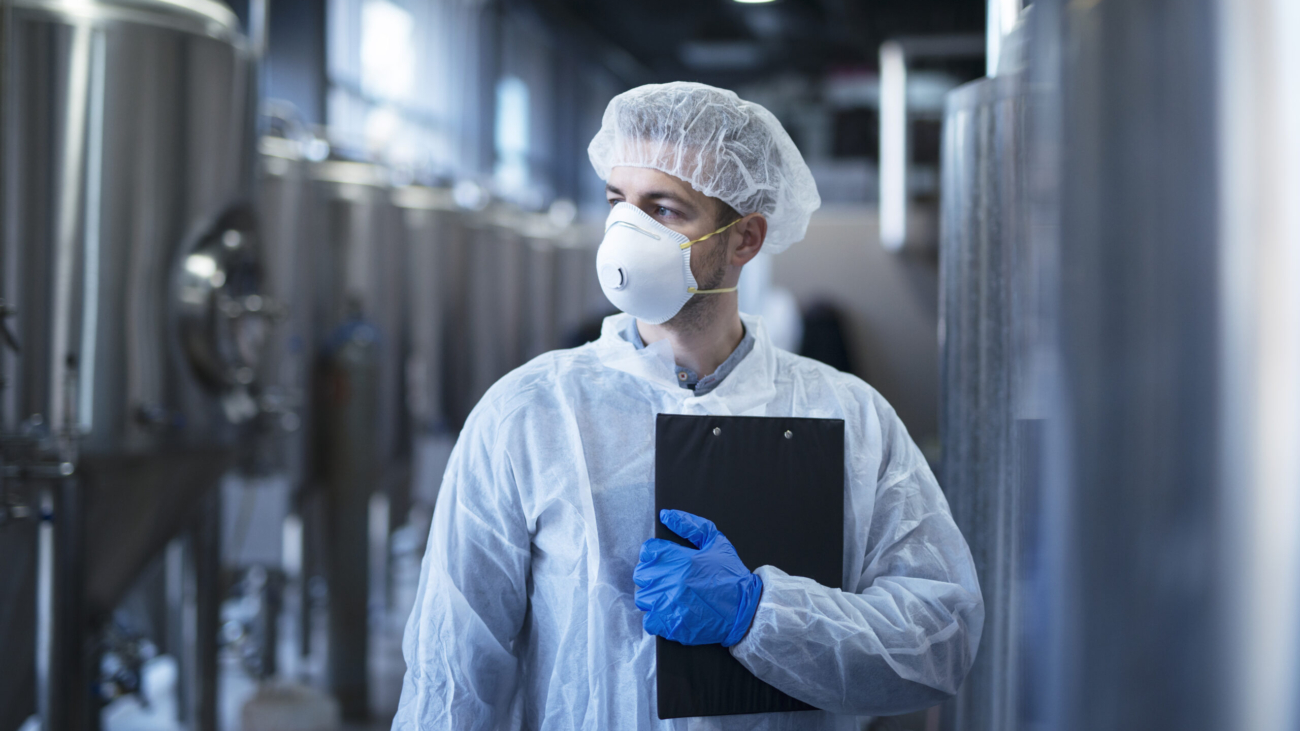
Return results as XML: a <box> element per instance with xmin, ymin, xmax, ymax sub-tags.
<box><xmin>680</xmin><ymin>215</ymin><xmax>744</xmax><ymax>294</ymax></box>
<box><xmin>679</xmin><ymin>216</ymin><xmax>744</xmax><ymax>250</ymax></box>
<box><xmin>688</xmin><ymin>284</ymin><xmax>738</xmax><ymax>294</ymax></box>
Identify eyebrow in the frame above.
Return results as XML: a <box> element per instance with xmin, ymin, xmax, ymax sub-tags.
<box><xmin>645</xmin><ymin>191</ymin><xmax>691</xmax><ymax>205</ymax></box>
<box><xmin>605</xmin><ymin>184</ymin><xmax>694</xmax><ymax>208</ymax></box>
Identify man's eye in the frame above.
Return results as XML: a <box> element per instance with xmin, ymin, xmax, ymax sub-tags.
<box><xmin>607</xmin><ymin>198</ymin><xmax>621</xmax><ymax>207</ymax></box>
<box><xmin>655</xmin><ymin>206</ymin><xmax>676</xmax><ymax>218</ymax></box>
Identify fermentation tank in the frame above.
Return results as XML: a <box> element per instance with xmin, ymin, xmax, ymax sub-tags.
<box><xmin>940</xmin><ymin>1</ymin><xmax>1300</xmax><ymax>730</ymax></box>
<box><xmin>0</xmin><ymin>0</ymin><xmax>260</xmax><ymax>728</ymax></box>
<box><xmin>938</xmin><ymin>72</ymin><xmax>1037</xmax><ymax>731</ymax></box>
<box><xmin>306</xmin><ymin>159</ymin><xmax>408</xmax><ymax>719</ymax></box>
<box><xmin>249</xmin><ymin>132</ymin><xmax>313</xmax><ymax>480</ymax></box>
<box><xmin>428</xmin><ymin>198</ymin><xmax>601</xmax><ymax>426</ymax></box>
<box><xmin>434</xmin><ymin>195</ymin><xmax>476</xmax><ymax>428</ymax></box>
<box><xmin>551</xmin><ymin>225</ymin><xmax>605</xmax><ymax>347</ymax></box>
<box><xmin>392</xmin><ymin>184</ymin><xmax>455</xmax><ymax>434</ymax></box>
<box><xmin>517</xmin><ymin>213</ymin><xmax>559</xmax><ymax>361</ymax></box>
<box><xmin>465</xmin><ymin>206</ymin><xmax>524</xmax><ymax>405</ymax></box>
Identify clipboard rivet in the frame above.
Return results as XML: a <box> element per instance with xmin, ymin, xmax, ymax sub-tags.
<box><xmin>712</xmin><ymin>427</ymin><xmax>722</xmax><ymax>436</ymax></box>
<box><xmin>784</xmin><ymin>430</ymin><xmax>793</xmax><ymax>439</ymax></box>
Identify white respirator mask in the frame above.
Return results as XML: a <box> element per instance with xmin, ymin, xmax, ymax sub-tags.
<box><xmin>596</xmin><ymin>201</ymin><xmax>741</xmax><ymax>325</ymax></box>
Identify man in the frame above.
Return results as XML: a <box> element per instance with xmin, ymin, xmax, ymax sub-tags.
<box><xmin>392</xmin><ymin>82</ymin><xmax>983</xmax><ymax>730</ymax></box>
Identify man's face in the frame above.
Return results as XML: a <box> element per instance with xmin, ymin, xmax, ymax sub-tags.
<box><xmin>605</xmin><ymin>166</ymin><xmax>736</xmax><ymax>329</ymax></box>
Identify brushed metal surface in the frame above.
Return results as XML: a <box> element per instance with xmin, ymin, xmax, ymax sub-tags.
<box><xmin>2</xmin><ymin>1</ymin><xmax>253</xmax><ymax>454</ymax></box>
<box><xmin>939</xmin><ymin>73</ymin><xmax>1040</xmax><ymax>731</ymax></box>
<box><xmin>1</xmin><ymin>3</ymin><xmax>253</xmax><ymax>727</ymax></box>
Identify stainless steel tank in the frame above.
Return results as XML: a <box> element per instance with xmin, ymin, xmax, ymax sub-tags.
<box><xmin>938</xmin><ymin>73</ymin><xmax>1034</xmax><ymax>731</ymax></box>
<box><xmin>0</xmin><ymin>1</ymin><xmax>258</xmax><ymax>728</ymax></box>
<box><xmin>436</xmin><ymin>197</ymin><xmax>476</xmax><ymax>429</ymax></box>
<box><xmin>551</xmin><ymin>223</ymin><xmax>607</xmax><ymax>348</ymax></box>
<box><xmin>206</xmin><ymin>130</ymin><xmax>317</xmax><ymax>683</ymax></box>
<box><xmin>517</xmin><ymin>213</ymin><xmax>559</xmax><ymax>361</ymax></box>
<box><xmin>306</xmin><ymin>160</ymin><xmax>407</xmax><ymax>473</ymax></box>
<box><xmin>465</xmin><ymin>205</ymin><xmax>525</xmax><ymax>405</ymax></box>
<box><xmin>306</xmin><ymin>159</ymin><xmax>408</xmax><ymax>719</ymax></box>
<box><xmin>249</xmin><ymin>132</ymin><xmax>313</xmax><ymax>480</ymax></box>
<box><xmin>392</xmin><ymin>184</ymin><xmax>455</xmax><ymax>433</ymax></box>
<box><xmin>1020</xmin><ymin>1</ymin><xmax>1234</xmax><ymax>728</ymax></box>
<box><xmin>941</xmin><ymin>2</ymin><xmax>1300</xmax><ymax>730</ymax></box>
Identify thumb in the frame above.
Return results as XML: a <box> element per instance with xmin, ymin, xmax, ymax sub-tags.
<box><xmin>659</xmin><ymin>509</ymin><xmax>718</xmax><ymax>549</ymax></box>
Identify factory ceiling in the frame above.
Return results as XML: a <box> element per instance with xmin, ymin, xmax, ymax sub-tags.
<box><xmin>514</xmin><ymin>0</ymin><xmax>987</xmax><ymax>86</ymax></box>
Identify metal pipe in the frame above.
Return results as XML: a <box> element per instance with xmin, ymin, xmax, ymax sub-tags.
<box><xmin>248</xmin><ymin>0</ymin><xmax>267</xmax><ymax>58</ymax></box>
<box><xmin>176</xmin><ymin>493</ymin><xmax>222</xmax><ymax>731</ymax></box>
<box><xmin>986</xmin><ymin>0</ymin><xmax>1022</xmax><ymax>77</ymax></box>
<box><xmin>320</xmin><ymin>330</ymin><xmax>379</xmax><ymax>720</ymax></box>
<box><xmin>39</xmin><ymin>479</ymin><xmax>91</xmax><ymax>731</ymax></box>
<box><xmin>1217</xmin><ymin>1</ymin><xmax>1300</xmax><ymax>729</ymax></box>
<box><xmin>878</xmin><ymin>41</ymin><xmax>907</xmax><ymax>252</ymax></box>
<box><xmin>192</xmin><ymin>493</ymin><xmax>222</xmax><ymax>731</ymax></box>
<box><xmin>880</xmin><ymin>34</ymin><xmax>985</xmax><ymax>254</ymax></box>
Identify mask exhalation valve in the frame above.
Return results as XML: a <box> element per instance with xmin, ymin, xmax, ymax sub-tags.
<box><xmin>599</xmin><ymin>264</ymin><xmax>628</xmax><ymax>291</ymax></box>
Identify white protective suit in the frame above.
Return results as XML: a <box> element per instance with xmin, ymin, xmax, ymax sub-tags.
<box><xmin>392</xmin><ymin>312</ymin><xmax>984</xmax><ymax>730</ymax></box>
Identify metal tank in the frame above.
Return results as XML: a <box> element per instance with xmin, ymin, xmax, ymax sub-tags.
<box><xmin>940</xmin><ymin>1</ymin><xmax>1300</xmax><ymax>730</ymax></box>
<box><xmin>551</xmin><ymin>223</ymin><xmax>605</xmax><ymax>348</ymax></box>
<box><xmin>464</xmin><ymin>205</ymin><xmax>525</xmax><ymax>405</ymax></box>
<box><xmin>306</xmin><ymin>159</ymin><xmax>405</xmax><ymax>487</ymax></box>
<box><xmin>434</xmin><ymin>194</ymin><xmax>477</xmax><ymax>429</ymax></box>
<box><xmin>517</xmin><ymin>207</ymin><xmax>601</xmax><ymax>358</ymax></box>
<box><xmin>463</xmin><ymin>205</ymin><xmax>599</xmax><ymax>407</ymax></box>
<box><xmin>0</xmin><ymin>1</ymin><xmax>260</xmax><ymax>728</ymax></box>
<box><xmin>938</xmin><ymin>72</ymin><xmax>1037</xmax><ymax>731</ymax></box>
<box><xmin>392</xmin><ymin>185</ymin><xmax>455</xmax><ymax>435</ymax></box>
<box><xmin>1016</xmin><ymin>2</ymin><xmax>1222</xmax><ymax>729</ymax></box>
<box><xmin>209</xmin><ymin>127</ymin><xmax>319</xmax><ymax>683</ymax></box>
<box><xmin>433</xmin><ymin>199</ymin><xmax>601</xmax><ymax>426</ymax></box>
<box><xmin>517</xmin><ymin>213</ymin><xmax>559</xmax><ymax>362</ymax></box>
<box><xmin>305</xmin><ymin>159</ymin><xmax>408</xmax><ymax>719</ymax></box>
<box><xmin>247</xmin><ymin>130</ymin><xmax>313</xmax><ymax>480</ymax></box>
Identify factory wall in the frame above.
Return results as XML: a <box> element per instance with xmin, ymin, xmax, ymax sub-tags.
<box><xmin>772</xmin><ymin>205</ymin><xmax>941</xmax><ymax>452</ymax></box>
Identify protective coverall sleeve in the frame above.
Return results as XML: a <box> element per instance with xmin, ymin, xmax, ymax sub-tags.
<box><xmin>391</xmin><ymin>402</ymin><xmax>531</xmax><ymax>730</ymax></box>
<box><xmin>727</xmin><ymin>393</ymin><xmax>984</xmax><ymax>716</ymax></box>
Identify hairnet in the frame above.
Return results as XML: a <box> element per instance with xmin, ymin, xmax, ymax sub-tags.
<box><xmin>588</xmin><ymin>82</ymin><xmax>821</xmax><ymax>255</ymax></box>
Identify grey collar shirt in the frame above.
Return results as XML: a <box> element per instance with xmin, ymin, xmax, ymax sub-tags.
<box><xmin>621</xmin><ymin>318</ymin><xmax>756</xmax><ymax>397</ymax></box>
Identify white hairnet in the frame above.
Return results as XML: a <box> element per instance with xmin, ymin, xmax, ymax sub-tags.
<box><xmin>588</xmin><ymin>82</ymin><xmax>821</xmax><ymax>255</ymax></box>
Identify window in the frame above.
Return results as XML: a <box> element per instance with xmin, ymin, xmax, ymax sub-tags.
<box><xmin>326</xmin><ymin>0</ymin><xmax>489</xmax><ymax>175</ymax></box>
<box><xmin>494</xmin><ymin>76</ymin><xmax>530</xmax><ymax>195</ymax></box>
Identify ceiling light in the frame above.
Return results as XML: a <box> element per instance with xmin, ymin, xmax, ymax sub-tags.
<box><xmin>733</xmin><ymin>0</ymin><xmax>777</xmax><ymax>4</ymax></box>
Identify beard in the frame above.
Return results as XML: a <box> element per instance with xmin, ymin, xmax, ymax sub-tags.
<box><xmin>665</xmin><ymin>238</ymin><xmax>730</xmax><ymax>334</ymax></box>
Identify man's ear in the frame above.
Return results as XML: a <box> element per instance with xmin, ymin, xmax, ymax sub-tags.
<box><xmin>731</xmin><ymin>214</ymin><xmax>768</xmax><ymax>266</ymax></box>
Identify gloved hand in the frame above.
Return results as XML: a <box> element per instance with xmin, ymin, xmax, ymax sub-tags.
<box><xmin>633</xmin><ymin>509</ymin><xmax>763</xmax><ymax>647</ymax></box>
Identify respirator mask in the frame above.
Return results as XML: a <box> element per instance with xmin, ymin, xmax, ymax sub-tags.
<box><xmin>596</xmin><ymin>202</ymin><xmax>741</xmax><ymax>325</ymax></box>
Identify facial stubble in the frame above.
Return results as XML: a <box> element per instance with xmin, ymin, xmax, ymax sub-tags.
<box><xmin>665</xmin><ymin>232</ymin><xmax>731</xmax><ymax>334</ymax></box>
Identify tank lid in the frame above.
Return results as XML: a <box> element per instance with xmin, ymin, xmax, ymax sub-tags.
<box><xmin>13</xmin><ymin>0</ymin><xmax>241</xmax><ymax>38</ymax></box>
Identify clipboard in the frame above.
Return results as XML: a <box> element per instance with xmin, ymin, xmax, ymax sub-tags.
<box><xmin>654</xmin><ymin>413</ymin><xmax>845</xmax><ymax>719</ymax></box>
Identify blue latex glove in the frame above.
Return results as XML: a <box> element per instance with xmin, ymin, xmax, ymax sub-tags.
<box><xmin>633</xmin><ymin>509</ymin><xmax>763</xmax><ymax>647</ymax></box>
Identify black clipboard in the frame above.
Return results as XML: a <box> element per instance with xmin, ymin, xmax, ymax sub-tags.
<box><xmin>654</xmin><ymin>413</ymin><xmax>845</xmax><ymax>719</ymax></box>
